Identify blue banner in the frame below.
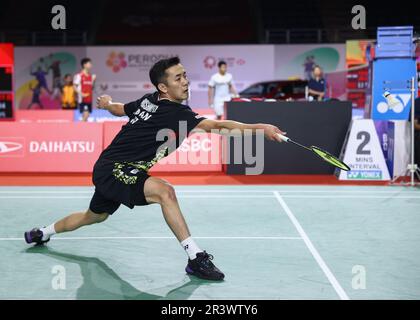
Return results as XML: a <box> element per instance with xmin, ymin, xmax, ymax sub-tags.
<box><xmin>371</xmin><ymin>59</ymin><xmax>417</xmax><ymax>120</ymax></box>
<box><xmin>374</xmin><ymin>120</ymin><xmax>395</xmax><ymax>177</ymax></box>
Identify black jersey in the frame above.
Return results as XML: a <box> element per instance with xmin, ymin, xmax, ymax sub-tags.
<box><xmin>91</xmin><ymin>92</ymin><xmax>206</xmax><ymax>209</ymax></box>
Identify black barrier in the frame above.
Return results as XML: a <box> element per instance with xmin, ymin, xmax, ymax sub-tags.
<box><xmin>225</xmin><ymin>101</ymin><xmax>352</xmax><ymax>175</ymax></box>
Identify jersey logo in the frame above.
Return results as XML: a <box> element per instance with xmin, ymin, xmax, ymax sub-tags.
<box><xmin>141</xmin><ymin>99</ymin><xmax>159</xmax><ymax>113</ymax></box>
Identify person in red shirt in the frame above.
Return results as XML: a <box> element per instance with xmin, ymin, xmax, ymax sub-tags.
<box><xmin>73</xmin><ymin>58</ymin><xmax>96</xmax><ymax>122</ymax></box>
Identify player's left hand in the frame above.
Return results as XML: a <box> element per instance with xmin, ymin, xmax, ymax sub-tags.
<box><xmin>97</xmin><ymin>95</ymin><xmax>112</xmax><ymax>109</ymax></box>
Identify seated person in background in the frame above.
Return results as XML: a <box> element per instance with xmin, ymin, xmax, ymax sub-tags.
<box><xmin>61</xmin><ymin>74</ymin><xmax>77</xmax><ymax>110</ymax></box>
<box><xmin>308</xmin><ymin>65</ymin><xmax>326</xmax><ymax>101</ymax></box>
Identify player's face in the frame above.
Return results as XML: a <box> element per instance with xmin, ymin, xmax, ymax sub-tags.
<box><xmin>163</xmin><ymin>64</ymin><xmax>189</xmax><ymax>102</ymax></box>
<box><xmin>219</xmin><ymin>64</ymin><xmax>227</xmax><ymax>74</ymax></box>
<box><xmin>84</xmin><ymin>62</ymin><xmax>92</xmax><ymax>71</ymax></box>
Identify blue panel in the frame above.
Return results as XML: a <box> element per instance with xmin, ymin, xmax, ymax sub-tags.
<box><xmin>371</xmin><ymin>58</ymin><xmax>417</xmax><ymax>120</ymax></box>
<box><xmin>376</xmin><ymin>26</ymin><xmax>414</xmax><ymax>58</ymax></box>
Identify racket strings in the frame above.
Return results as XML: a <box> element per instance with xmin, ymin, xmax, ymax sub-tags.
<box><xmin>311</xmin><ymin>147</ymin><xmax>350</xmax><ymax>171</ymax></box>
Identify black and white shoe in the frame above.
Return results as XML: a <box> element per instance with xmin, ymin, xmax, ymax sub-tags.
<box><xmin>24</xmin><ymin>228</ymin><xmax>50</xmax><ymax>245</ymax></box>
<box><xmin>185</xmin><ymin>251</ymin><xmax>225</xmax><ymax>281</ymax></box>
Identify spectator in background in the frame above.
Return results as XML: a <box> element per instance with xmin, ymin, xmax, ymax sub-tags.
<box><xmin>61</xmin><ymin>74</ymin><xmax>77</xmax><ymax>110</ymax></box>
<box><xmin>208</xmin><ymin>61</ymin><xmax>238</xmax><ymax>120</ymax></box>
<box><xmin>74</xmin><ymin>58</ymin><xmax>96</xmax><ymax>122</ymax></box>
<box><xmin>308</xmin><ymin>65</ymin><xmax>326</xmax><ymax>101</ymax></box>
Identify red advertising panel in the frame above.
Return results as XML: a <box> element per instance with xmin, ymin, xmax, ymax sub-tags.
<box><xmin>103</xmin><ymin>121</ymin><xmax>126</xmax><ymax>149</ymax></box>
<box><xmin>15</xmin><ymin>110</ymin><xmax>75</xmax><ymax>123</ymax></box>
<box><xmin>151</xmin><ymin>132</ymin><xmax>222</xmax><ymax>172</ymax></box>
<box><xmin>0</xmin><ymin>123</ymin><xmax>103</xmax><ymax>172</ymax></box>
<box><xmin>103</xmin><ymin>121</ymin><xmax>222</xmax><ymax>172</ymax></box>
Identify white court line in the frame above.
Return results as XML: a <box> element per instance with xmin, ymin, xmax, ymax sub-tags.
<box><xmin>0</xmin><ymin>236</ymin><xmax>301</xmax><ymax>241</ymax></box>
<box><xmin>0</xmin><ymin>195</ymin><xmax>275</xmax><ymax>199</ymax></box>
<box><xmin>275</xmin><ymin>195</ymin><xmax>420</xmax><ymax>199</ymax></box>
<box><xmin>0</xmin><ymin>190</ymin><xmax>419</xmax><ymax>194</ymax></box>
<box><xmin>0</xmin><ymin>195</ymin><xmax>419</xmax><ymax>199</ymax></box>
<box><xmin>273</xmin><ymin>191</ymin><xmax>350</xmax><ymax>300</ymax></box>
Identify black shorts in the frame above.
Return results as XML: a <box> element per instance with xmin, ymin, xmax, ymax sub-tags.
<box><xmin>79</xmin><ymin>103</ymin><xmax>92</xmax><ymax>113</ymax></box>
<box><xmin>89</xmin><ymin>159</ymin><xmax>151</xmax><ymax>215</ymax></box>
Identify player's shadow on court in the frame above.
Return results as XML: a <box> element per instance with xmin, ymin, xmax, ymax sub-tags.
<box><xmin>25</xmin><ymin>246</ymin><xmax>212</xmax><ymax>300</ymax></box>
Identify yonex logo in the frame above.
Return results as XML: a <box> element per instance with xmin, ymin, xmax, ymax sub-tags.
<box><xmin>347</xmin><ymin>170</ymin><xmax>382</xmax><ymax>180</ymax></box>
<box><xmin>184</xmin><ymin>245</ymin><xmax>189</xmax><ymax>250</ymax></box>
<box><xmin>376</xmin><ymin>94</ymin><xmax>411</xmax><ymax>114</ymax></box>
<box><xmin>0</xmin><ymin>141</ymin><xmax>23</xmax><ymax>154</ymax></box>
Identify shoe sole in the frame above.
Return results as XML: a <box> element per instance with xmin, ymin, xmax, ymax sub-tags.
<box><xmin>24</xmin><ymin>231</ymin><xmax>50</xmax><ymax>245</ymax></box>
<box><xmin>24</xmin><ymin>231</ymin><xmax>31</xmax><ymax>244</ymax></box>
<box><xmin>185</xmin><ymin>265</ymin><xmax>224</xmax><ymax>281</ymax></box>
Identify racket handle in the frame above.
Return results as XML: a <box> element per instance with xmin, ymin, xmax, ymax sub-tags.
<box><xmin>276</xmin><ymin>133</ymin><xmax>290</xmax><ymax>142</ymax></box>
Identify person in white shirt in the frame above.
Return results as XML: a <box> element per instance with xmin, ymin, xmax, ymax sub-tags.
<box><xmin>208</xmin><ymin>61</ymin><xmax>238</xmax><ymax>120</ymax></box>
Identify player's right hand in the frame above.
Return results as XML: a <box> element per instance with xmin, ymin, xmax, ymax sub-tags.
<box><xmin>260</xmin><ymin>124</ymin><xmax>286</xmax><ymax>142</ymax></box>
<box><xmin>97</xmin><ymin>95</ymin><xmax>112</xmax><ymax>109</ymax></box>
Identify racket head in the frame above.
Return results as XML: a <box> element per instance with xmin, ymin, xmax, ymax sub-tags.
<box><xmin>310</xmin><ymin>146</ymin><xmax>351</xmax><ymax>171</ymax></box>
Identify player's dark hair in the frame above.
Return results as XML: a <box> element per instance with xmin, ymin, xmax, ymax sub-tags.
<box><xmin>64</xmin><ymin>73</ymin><xmax>72</xmax><ymax>78</ymax></box>
<box><xmin>149</xmin><ymin>56</ymin><xmax>181</xmax><ymax>92</ymax></box>
<box><xmin>218</xmin><ymin>60</ymin><xmax>227</xmax><ymax>68</ymax></box>
<box><xmin>81</xmin><ymin>57</ymin><xmax>91</xmax><ymax>68</ymax></box>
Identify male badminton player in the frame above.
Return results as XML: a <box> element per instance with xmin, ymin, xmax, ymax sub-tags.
<box><xmin>24</xmin><ymin>57</ymin><xmax>285</xmax><ymax>281</ymax></box>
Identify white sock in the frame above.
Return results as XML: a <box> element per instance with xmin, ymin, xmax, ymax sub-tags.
<box><xmin>40</xmin><ymin>223</ymin><xmax>56</xmax><ymax>241</ymax></box>
<box><xmin>181</xmin><ymin>237</ymin><xmax>203</xmax><ymax>260</ymax></box>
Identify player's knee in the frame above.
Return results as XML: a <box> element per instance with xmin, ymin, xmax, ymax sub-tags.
<box><xmin>159</xmin><ymin>184</ymin><xmax>177</xmax><ymax>203</ymax></box>
<box><xmin>86</xmin><ymin>210</ymin><xmax>109</xmax><ymax>224</ymax></box>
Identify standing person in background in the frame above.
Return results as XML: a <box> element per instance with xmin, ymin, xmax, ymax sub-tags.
<box><xmin>61</xmin><ymin>74</ymin><xmax>77</xmax><ymax>110</ymax></box>
<box><xmin>308</xmin><ymin>65</ymin><xmax>326</xmax><ymax>101</ymax></box>
<box><xmin>74</xmin><ymin>58</ymin><xmax>96</xmax><ymax>122</ymax></box>
<box><xmin>208</xmin><ymin>61</ymin><xmax>238</xmax><ymax>120</ymax></box>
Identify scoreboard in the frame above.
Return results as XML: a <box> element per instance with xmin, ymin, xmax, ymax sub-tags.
<box><xmin>346</xmin><ymin>65</ymin><xmax>369</xmax><ymax>109</ymax></box>
<box><xmin>0</xmin><ymin>44</ymin><xmax>14</xmax><ymax>120</ymax></box>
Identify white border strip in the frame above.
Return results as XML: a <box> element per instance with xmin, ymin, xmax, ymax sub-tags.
<box><xmin>273</xmin><ymin>191</ymin><xmax>350</xmax><ymax>300</ymax></box>
<box><xmin>0</xmin><ymin>189</ymin><xmax>419</xmax><ymax>194</ymax></box>
<box><xmin>0</xmin><ymin>236</ymin><xmax>301</xmax><ymax>241</ymax></box>
<box><xmin>0</xmin><ymin>195</ymin><xmax>418</xmax><ymax>199</ymax></box>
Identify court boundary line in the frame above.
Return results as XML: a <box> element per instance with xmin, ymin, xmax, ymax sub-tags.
<box><xmin>273</xmin><ymin>191</ymin><xmax>350</xmax><ymax>300</ymax></box>
<box><xmin>0</xmin><ymin>195</ymin><xmax>419</xmax><ymax>199</ymax></box>
<box><xmin>0</xmin><ymin>189</ymin><xmax>419</xmax><ymax>194</ymax></box>
<box><xmin>0</xmin><ymin>236</ymin><xmax>302</xmax><ymax>241</ymax></box>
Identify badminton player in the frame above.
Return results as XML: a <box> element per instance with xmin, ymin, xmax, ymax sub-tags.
<box><xmin>24</xmin><ymin>57</ymin><xmax>285</xmax><ymax>281</ymax></box>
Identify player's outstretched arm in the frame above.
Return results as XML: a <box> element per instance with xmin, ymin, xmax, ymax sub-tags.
<box><xmin>195</xmin><ymin>119</ymin><xmax>286</xmax><ymax>142</ymax></box>
<box><xmin>96</xmin><ymin>95</ymin><xmax>126</xmax><ymax>117</ymax></box>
